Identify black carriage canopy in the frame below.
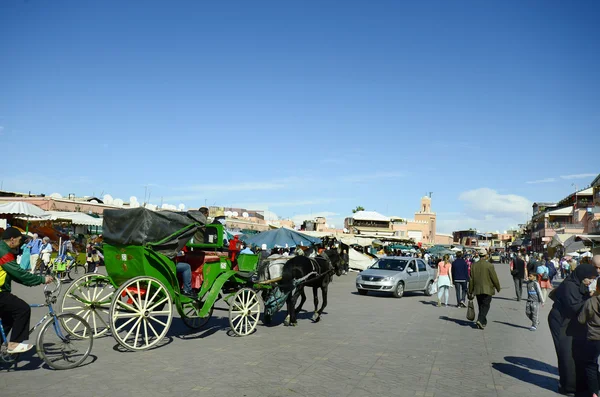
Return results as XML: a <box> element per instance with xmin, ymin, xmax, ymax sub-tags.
<box><xmin>102</xmin><ymin>207</ymin><xmax>206</xmax><ymax>258</ymax></box>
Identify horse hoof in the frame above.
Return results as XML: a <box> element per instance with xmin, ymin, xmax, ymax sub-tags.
<box><xmin>284</xmin><ymin>315</ymin><xmax>290</xmax><ymax>326</ymax></box>
<box><xmin>291</xmin><ymin>322</ymin><xmax>298</xmax><ymax>327</ymax></box>
<box><xmin>312</xmin><ymin>313</ymin><xmax>320</xmax><ymax>322</ymax></box>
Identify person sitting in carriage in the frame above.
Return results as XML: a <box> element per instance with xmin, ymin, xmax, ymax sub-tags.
<box><xmin>175</xmin><ymin>247</ymin><xmax>194</xmax><ymax>298</ymax></box>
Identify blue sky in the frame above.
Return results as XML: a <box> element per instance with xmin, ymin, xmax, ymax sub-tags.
<box><xmin>1</xmin><ymin>1</ymin><xmax>598</xmax><ymax>233</ymax></box>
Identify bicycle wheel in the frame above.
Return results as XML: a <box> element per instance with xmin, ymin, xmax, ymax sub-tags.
<box><xmin>36</xmin><ymin>313</ymin><xmax>93</xmax><ymax>370</ymax></box>
<box><xmin>68</xmin><ymin>264</ymin><xmax>87</xmax><ymax>280</ymax></box>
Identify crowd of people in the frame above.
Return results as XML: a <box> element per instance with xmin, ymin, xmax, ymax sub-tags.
<box><xmin>13</xmin><ymin>231</ymin><xmax>104</xmax><ymax>276</ymax></box>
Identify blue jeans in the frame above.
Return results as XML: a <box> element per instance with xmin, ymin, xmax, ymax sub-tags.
<box><xmin>454</xmin><ymin>281</ymin><xmax>468</xmax><ymax>305</ymax></box>
<box><xmin>176</xmin><ymin>262</ymin><xmax>192</xmax><ymax>293</ymax></box>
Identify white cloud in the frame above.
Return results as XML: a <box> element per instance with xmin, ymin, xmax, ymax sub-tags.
<box><xmin>526</xmin><ymin>178</ymin><xmax>556</xmax><ymax>184</ymax></box>
<box><xmin>525</xmin><ymin>173</ymin><xmax>597</xmax><ymax>184</ymax></box>
<box><xmin>341</xmin><ymin>171</ymin><xmax>405</xmax><ymax>183</ymax></box>
<box><xmin>560</xmin><ymin>173</ymin><xmax>597</xmax><ymax>180</ymax></box>
<box><xmin>436</xmin><ymin>188</ymin><xmax>531</xmax><ymax>234</ymax></box>
<box><xmin>459</xmin><ymin>188</ymin><xmax>532</xmax><ymax>219</ymax></box>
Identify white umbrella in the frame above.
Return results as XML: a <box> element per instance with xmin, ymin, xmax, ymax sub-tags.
<box><xmin>581</xmin><ymin>252</ymin><xmax>593</xmax><ymax>258</ymax></box>
<box><xmin>450</xmin><ymin>247</ymin><xmax>462</xmax><ymax>252</ymax></box>
<box><xmin>566</xmin><ymin>252</ymin><xmax>580</xmax><ymax>257</ymax></box>
<box><xmin>0</xmin><ymin>202</ymin><xmax>47</xmax><ymax>217</ymax></box>
<box><xmin>0</xmin><ymin>202</ymin><xmax>48</xmax><ymax>233</ymax></box>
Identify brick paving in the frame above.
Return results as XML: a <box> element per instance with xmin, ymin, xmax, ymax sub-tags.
<box><xmin>2</xmin><ymin>264</ymin><xmax>563</xmax><ymax>397</ymax></box>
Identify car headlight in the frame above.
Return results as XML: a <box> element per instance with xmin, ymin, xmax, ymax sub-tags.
<box><xmin>382</xmin><ymin>277</ymin><xmax>394</xmax><ymax>282</ymax></box>
<box><xmin>356</xmin><ymin>275</ymin><xmax>362</xmax><ymax>281</ymax></box>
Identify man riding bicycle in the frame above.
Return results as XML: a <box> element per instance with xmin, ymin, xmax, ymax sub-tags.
<box><xmin>58</xmin><ymin>235</ymin><xmax>78</xmax><ymax>262</ymax></box>
<box><xmin>0</xmin><ymin>227</ymin><xmax>53</xmax><ymax>353</ymax></box>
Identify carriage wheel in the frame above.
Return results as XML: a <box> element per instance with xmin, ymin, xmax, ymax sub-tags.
<box><xmin>61</xmin><ymin>274</ymin><xmax>114</xmax><ymax>338</ymax></box>
<box><xmin>228</xmin><ymin>288</ymin><xmax>261</xmax><ymax>336</ymax></box>
<box><xmin>109</xmin><ymin>276</ymin><xmax>173</xmax><ymax>351</ymax></box>
<box><xmin>181</xmin><ymin>301</ymin><xmax>214</xmax><ymax>330</ymax></box>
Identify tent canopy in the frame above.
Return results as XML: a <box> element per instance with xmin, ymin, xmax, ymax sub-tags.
<box><xmin>27</xmin><ymin>211</ymin><xmax>103</xmax><ymax>226</ymax></box>
<box><xmin>563</xmin><ymin>235</ymin><xmax>590</xmax><ymax>253</ymax></box>
<box><xmin>0</xmin><ymin>202</ymin><xmax>47</xmax><ymax>217</ymax></box>
<box><xmin>575</xmin><ymin>235</ymin><xmax>600</xmax><ymax>245</ymax></box>
<box><xmin>549</xmin><ymin>233</ymin><xmax>574</xmax><ymax>248</ymax></box>
<box><xmin>427</xmin><ymin>245</ymin><xmax>454</xmax><ymax>255</ymax></box>
<box><xmin>339</xmin><ymin>236</ymin><xmax>374</xmax><ymax>247</ymax></box>
<box><xmin>242</xmin><ymin>228</ymin><xmax>322</xmax><ymax>249</ymax></box>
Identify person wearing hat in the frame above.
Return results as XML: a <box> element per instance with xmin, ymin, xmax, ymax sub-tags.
<box><xmin>0</xmin><ymin>227</ymin><xmax>53</xmax><ymax>354</ymax></box>
<box><xmin>468</xmin><ymin>251</ymin><xmax>501</xmax><ymax>330</ymax></box>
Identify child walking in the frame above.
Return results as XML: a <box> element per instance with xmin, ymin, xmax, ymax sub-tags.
<box><xmin>526</xmin><ymin>272</ymin><xmax>543</xmax><ymax>331</ymax></box>
<box><xmin>578</xmin><ymin>285</ymin><xmax>600</xmax><ymax>397</ymax></box>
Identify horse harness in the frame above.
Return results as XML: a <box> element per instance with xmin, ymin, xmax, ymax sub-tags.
<box><xmin>294</xmin><ymin>253</ymin><xmax>334</xmax><ymax>288</ymax></box>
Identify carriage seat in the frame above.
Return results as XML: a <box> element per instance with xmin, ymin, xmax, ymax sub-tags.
<box><xmin>183</xmin><ymin>251</ymin><xmax>228</xmax><ymax>289</ymax></box>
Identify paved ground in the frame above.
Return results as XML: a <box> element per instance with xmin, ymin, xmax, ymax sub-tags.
<box><xmin>2</xmin><ymin>263</ymin><xmax>563</xmax><ymax>397</ymax></box>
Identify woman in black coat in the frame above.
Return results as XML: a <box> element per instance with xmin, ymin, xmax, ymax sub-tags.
<box><xmin>548</xmin><ymin>263</ymin><xmax>598</xmax><ymax>396</ymax></box>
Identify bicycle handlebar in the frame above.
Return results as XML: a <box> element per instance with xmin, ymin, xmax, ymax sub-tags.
<box><xmin>44</xmin><ymin>277</ymin><xmax>61</xmax><ymax>297</ymax></box>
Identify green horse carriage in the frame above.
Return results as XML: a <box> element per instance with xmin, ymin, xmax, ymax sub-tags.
<box><xmin>60</xmin><ymin>208</ymin><xmax>284</xmax><ymax>351</ymax></box>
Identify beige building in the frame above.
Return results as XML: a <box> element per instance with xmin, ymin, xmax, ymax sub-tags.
<box><xmin>435</xmin><ymin>233</ymin><xmax>453</xmax><ymax>245</ymax></box>
<box><xmin>344</xmin><ymin>196</ymin><xmax>437</xmax><ymax>244</ymax></box>
<box><xmin>392</xmin><ymin>196</ymin><xmax>437</xmax><ymax>244</ymax></box>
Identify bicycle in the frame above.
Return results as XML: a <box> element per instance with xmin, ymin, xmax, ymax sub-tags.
<box><xmin>0</xmin><ymin>279</ymin><xmax>94</xmax><ymax>370</ymax></box>
<box><xmin>45</xmin><ymin>257</ymin><xmax>88</xmax><ymax>281</ymax></box>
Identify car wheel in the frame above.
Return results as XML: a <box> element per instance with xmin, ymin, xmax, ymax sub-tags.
<box><xmin>393</xmin><ymin>281</ymin><xmax>404</xmax><ymax>298</ymax></box>
<box><xmin>357</xmin><ymin>289</ymin><xmax>368</xmax><ymax>296</ymax></box>
<box><xmin>424</xmin><ymin>280</ymin><xmax>434</xmax><ymax>296</ymax></box>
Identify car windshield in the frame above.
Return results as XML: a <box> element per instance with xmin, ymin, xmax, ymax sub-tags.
<box><xmin>370</xmin><ymin>259</ymin><xmax>408</xmax><ymax>271</ymax></box>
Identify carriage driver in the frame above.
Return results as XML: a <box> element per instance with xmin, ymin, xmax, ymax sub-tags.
<box><xmin>0</xmin><ymin>227</ymin><xmax>53</xmax><ymax>354</ymax></box>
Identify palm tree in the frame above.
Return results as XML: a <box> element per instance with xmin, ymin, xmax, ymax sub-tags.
<box><xmin>352</xmin><ymin>206</ymin><xmax>365</xmax><ymax>214</ymax></box>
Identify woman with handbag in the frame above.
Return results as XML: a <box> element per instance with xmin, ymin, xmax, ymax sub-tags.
<box><xmin>435</xmin><ymin>255</ymin><xmax>453</xmax><ymax>307</ymax></box>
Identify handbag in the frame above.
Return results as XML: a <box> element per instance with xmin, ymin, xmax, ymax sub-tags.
<box><xmin>466</xmin><ymin>299</ymin><xmax>476</xmax><ymax>321</ymax></box>
<box><xmin>430</xmin><ymin>282</ymin><xmax>438</xmax><ymax>294</ymax></box>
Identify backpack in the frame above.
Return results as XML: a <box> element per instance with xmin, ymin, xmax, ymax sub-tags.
<box><xmin>537</xmin><ymin>265</ymin><xmax>549</xmax><ymax>281</ymax></box>
<box><xmin>547</xmin><ymin>261</ymin><xmax>557</xmax><ymax>280</ymax></box>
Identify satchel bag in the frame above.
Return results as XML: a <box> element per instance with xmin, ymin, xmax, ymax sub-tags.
<box><xmin>466</xmin><ymin>299</ymin><xmax>476</xmax><ymax>321</ymax></box>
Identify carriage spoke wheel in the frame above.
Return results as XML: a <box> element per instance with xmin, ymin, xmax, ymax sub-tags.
<box><xmin>61</xmin><ymin>274</ymin><xmax>114</xmax><ymax>338</ymax></box>
<box><xmin>228</xmin><ymin>288</ymin><xmax>261</xmax><ymax>336</ymax></box>
<box><xmin>109</xmin><ymin>276</ymin><xmax>173</xmax><ymax>351</ymax></box>
<box><xmin>181</xmin><ymin>301</ymin><xmax>213</xmax><ymax>330</ymax></box>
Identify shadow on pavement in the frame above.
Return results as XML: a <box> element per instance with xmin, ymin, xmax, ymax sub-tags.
<box><xmin>174</xmin><ymin>316</ymin><xmax>230</xmax><ymax>339</ymax></box>
<box><xmin>439</xmin><ymin>315</ymin><xmax>477</xmax><ymax>328</ymax></box>
<box><xmin>493</xmin><ymin>296</ymin><xmax>518</xmax><ymax>301</ymax></box>
<box><xmin>493</xmin><ymin>321</ymin><xmax>530</xmax><ymax>330</ymax></box>
<box><xmin>504</xmin><ymin>356</ymin><xmax>558</xmax><ymax>375</ymax></box>
<box><xmin>492</xmin><ymin>362</ymin><xmax>558</xmax><ymax>392</ymax></box>
<box><xmin>112</xmin><ymin>336</ymin><xmax>174</xmax><ymax>352</ymax></box>
<box><xmin>419</xmin><ymin>300</ymin><xmax>438</xmax><ymax>306</ymax></box>
<box><xmin>0</xmin><ymin>353</ymin><xmax>98</xmax><ymax>372</ymax></box>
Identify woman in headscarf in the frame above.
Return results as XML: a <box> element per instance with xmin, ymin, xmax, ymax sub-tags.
<box><xmin>548</xmin><ymin>263</ymin><xmax>598</xmax><ymax>396</ymax></box>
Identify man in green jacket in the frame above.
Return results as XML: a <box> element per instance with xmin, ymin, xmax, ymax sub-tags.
<box><xmin>0</xmin><ymin>227</ymin><xmax>53</xmax><ymax>353</ymax></box>
<box><xmin>468</xmin><ymin>251</ymin><xmax>501</xmax><ymax>329</ymax></box>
